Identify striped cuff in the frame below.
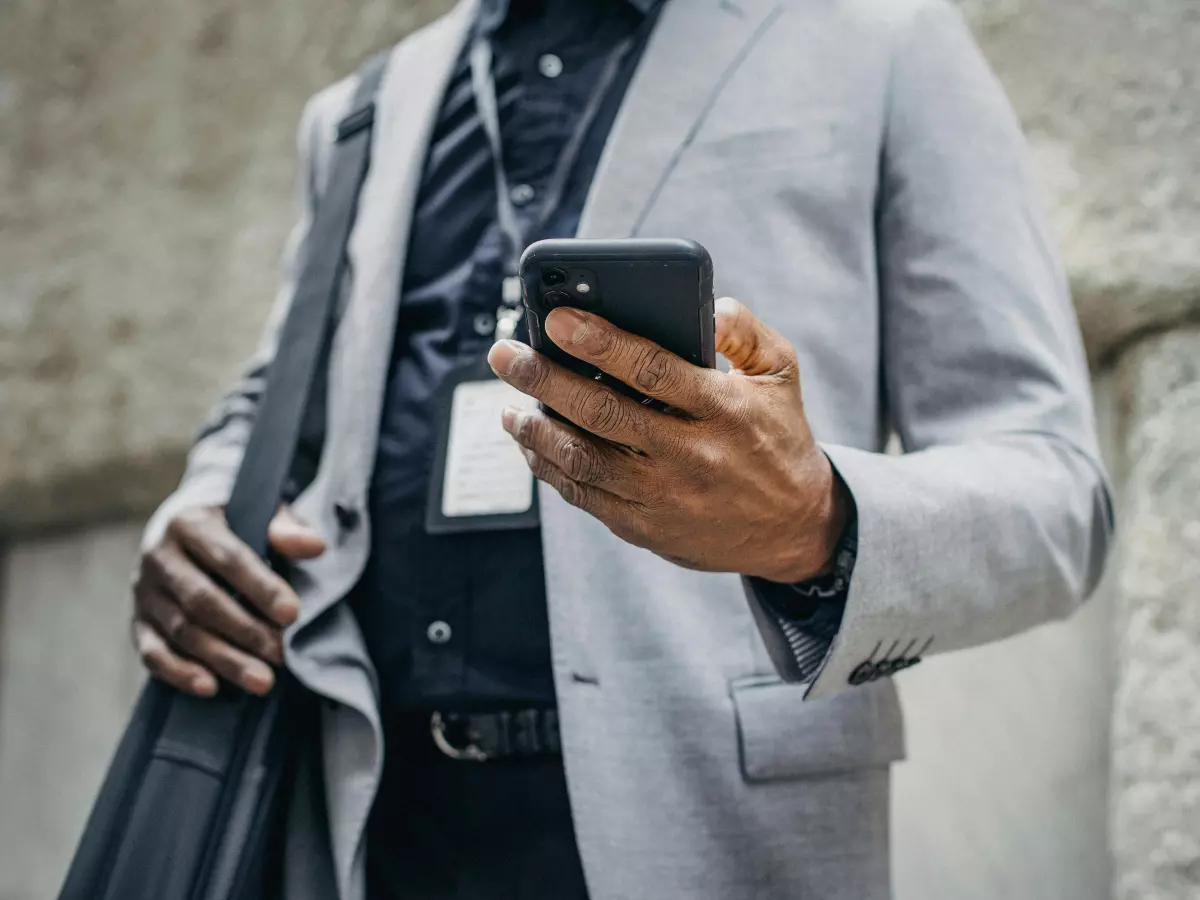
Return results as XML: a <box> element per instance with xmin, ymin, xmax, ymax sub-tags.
<box><xmin>749</xmin><ymin>515</ymin><xmax>858</xmax><ymax>682</ymax></box>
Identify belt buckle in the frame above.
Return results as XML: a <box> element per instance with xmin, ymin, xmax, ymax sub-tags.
<box><xmin>430</xmin><ymin>711</ymin><xmax>489</xmax><ymax>762</ymax></box>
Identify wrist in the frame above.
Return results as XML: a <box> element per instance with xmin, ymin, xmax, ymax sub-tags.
<box><xmin>755</xmin><ymin>453</ymin><xmax>851</xmax><ymax>584</ymax></box>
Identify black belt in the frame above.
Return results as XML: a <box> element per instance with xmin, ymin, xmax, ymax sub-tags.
<box><xmin>429</xmin><ymin>709</ymin><xmax>561</xmax><ymax>762</ymax></box>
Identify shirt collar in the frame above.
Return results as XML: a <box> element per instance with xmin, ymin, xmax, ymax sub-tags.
<box><xmin>477</xmin><ymin>0</ymin><xmax>662</xmax><ymax>39</ymax></box>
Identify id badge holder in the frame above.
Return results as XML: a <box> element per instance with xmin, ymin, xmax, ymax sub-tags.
<box><xmin>425</xmin><ymin>356</ymin><xmax>541</xmax><ymax>534</ymax></box>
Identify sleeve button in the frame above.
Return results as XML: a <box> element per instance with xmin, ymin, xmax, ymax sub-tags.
<box><xmin>848</xmin><ymin>661</ymin><xmax>877</xmax><ymax>686</ymax></box>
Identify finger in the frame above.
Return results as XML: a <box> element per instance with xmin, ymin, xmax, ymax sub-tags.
<box><xmin>488</xmin><ymin>340</ymin><xmax>659</xmax><ymax>450</ymax></box>
<box><xmin>170</xmin><ymin>512</ymin><xmax>300</xmax><ymax>627</ymax></box>
<box><xmin>132</xmin><ymin>618</ymin><xmax>218</xmax><ymax>697</ymax></box>
<box><xmin>541</xmin><ymin>307</ymin><xmax>725</xmax><ymax>417</ymax></box>
<box><xmin>501</xmin><ymin>406</ymin><xmax>648</xmax><ymax>499</ymax></box>
<box><xmin>714</xmin><ymin>297</ymin><xmax>798</xmax><ymax>378</ymax></box>
<box><xmin>140</xmin><ymin>590</ymin><xmax>276</xmax><ymax>696</ymax></box>
<box><xmin>268</xmin><ymin>505</ymin><xmax>326</xmax><ymax>560</ymax></box>
<box><xmin>520</xmin><ymin>447</ymin><xmax>641</xmax><ymax>531</ymax></box>
<box><xmin>150</xmin><ymin>544</ymin><xmax>285</xmax><ymax>665</ymax></box>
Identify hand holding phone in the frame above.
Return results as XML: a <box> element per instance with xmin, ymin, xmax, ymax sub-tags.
<box><xmin>487</xmin><ymin>280</ymin><xmax>849</xmax><ymax>586</ymax></box>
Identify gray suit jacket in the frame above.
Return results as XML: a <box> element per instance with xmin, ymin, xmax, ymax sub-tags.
<box><xmin>145</xmin><ymin>0</ymin><xmax>1113</xmax><ymax>897</ymax></box>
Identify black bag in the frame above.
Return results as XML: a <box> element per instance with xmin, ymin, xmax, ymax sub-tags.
<box><xmin>57</xmin><ymin>52</ymin><xmax>389</xmax><ymax>900</ymax></box>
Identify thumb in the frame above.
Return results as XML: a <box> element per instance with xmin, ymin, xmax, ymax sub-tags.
<box><xmin>268</xmin><ymin>505</ymin><xmax>327</xmax><ymax>560</ymax></box>
<box><xmin>714</xmin><ymin>297</ymin><xmax>797</xmax><ymax>378</ymax></box>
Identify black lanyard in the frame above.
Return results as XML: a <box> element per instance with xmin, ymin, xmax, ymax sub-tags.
<box><xmin>468</xmin><ymin>34</ymin><xmax>636</xmax><ymax>340</ymax></box>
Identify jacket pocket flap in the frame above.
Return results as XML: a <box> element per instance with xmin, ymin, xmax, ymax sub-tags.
<box><xmin>731</xmin><ymin>676</ymin><xmax>905</xmax><ymax>782</ymax></box>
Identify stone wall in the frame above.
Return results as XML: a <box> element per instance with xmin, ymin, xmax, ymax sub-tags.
<box><xmin>1110</xmin><ymin>329</ymin><xmax>1200</xmax><ymax>900</ymax></box>
<box><xmin>0</xmin><ymin>0</ymin><xmax>1197</xmax><ymax>898</ymax></box>
<box><xmin>0</xmin><ymin>0</ymin><xmax>453</xmax><ymax>534</ymax></box>
<box><xmin>957</xmin><ymin>0</ymin><xmax>1200</xmax><ymax>365</ymax></box>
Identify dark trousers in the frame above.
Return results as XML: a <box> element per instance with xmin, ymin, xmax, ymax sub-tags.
<box><xmin>365</xmin><ymin>713</ymin><xmax>590</xmax><ymax>900</ymax></box>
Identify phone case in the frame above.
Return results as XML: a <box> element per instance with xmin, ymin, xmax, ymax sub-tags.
<box><xmin>519</xmin><ymin>238</ymin><xmax>716</xmax><ymax>410</ymax></box>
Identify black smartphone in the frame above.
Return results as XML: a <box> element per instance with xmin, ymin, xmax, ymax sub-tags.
<box><xmin>519</xmin><ymin>238</ymin><xmax>716</xmax><ymax>411</ymax></box>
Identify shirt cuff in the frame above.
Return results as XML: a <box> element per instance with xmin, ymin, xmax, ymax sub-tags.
<box><xmin>747</xmin><ymin>510</ymin><xmax>858</xmax><ymax>682</ymax></box>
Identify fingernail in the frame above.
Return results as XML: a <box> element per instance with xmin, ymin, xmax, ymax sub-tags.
<box><xmin>487</xmin><ymin>339</ymin><xmax>529</xmax><ymax>376</ymax></box>
<box><xmin>546</xmin><ymin>307</ymin><xmax>589</xmax><ymax>344</ymax></box>
<box><xmin>242</xmin><ymin>662</ymin><xmax>275</xmax><ymax>694</ymax></box>
<box><xmin>501</xmin><ymin>406</ymin><xmax>518</xmax><ymax>434</ymax></box>
<box><xmin>192</xmin><ymin>673</ymin><xmax>217</xmax><ymax>696</ymax></box>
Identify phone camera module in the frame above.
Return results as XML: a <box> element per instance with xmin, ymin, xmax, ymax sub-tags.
<box><xmin>542</xmin><ymin>268</ymin><xmax>568</xmax><ymax>287</ymax></box>
<box><xmin>543</xmin><ymin>290</ymin><xmax>571</xmax><ymax>306</ymax></box>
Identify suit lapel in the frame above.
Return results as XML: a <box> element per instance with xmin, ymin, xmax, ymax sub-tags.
<box><xmin>327</xmin><ymin>0</ymin><xmax>478</xmax><ymax>499</ymax></box>
<box><xmin>577</xmin><ymin>0</ymin><xmax>784</xmax><ymax>239</ymax></box>
<box><xmin>310</xmin><ymin>8</ymin><xmax>480</xmax><ymax>898</ymax></box>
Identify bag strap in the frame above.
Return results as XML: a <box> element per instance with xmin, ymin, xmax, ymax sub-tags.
<box><xmin>223</xmin><ymin>52</ymin><xmax>390</xmax><ymax>556</ymax></box>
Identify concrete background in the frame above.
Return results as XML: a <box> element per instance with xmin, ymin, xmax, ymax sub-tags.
<box><xmin>0</xmin><ymin>0</ymin><xmax>449</xmax><ymax>534</ymax></box>
<box><xmin>1</xmin><ymin>1</ymin><xmax>1197</xmax><ymax>898</ymax></box>
<box><xmin>0</xmin><ymin>524</ymin><xmax>144</xmax><ymax>897</ymax></box>
<box><xmin>1109</xmin><ymin>328</ymin><xmax>1200</xmax><ymax>900</ymax></box>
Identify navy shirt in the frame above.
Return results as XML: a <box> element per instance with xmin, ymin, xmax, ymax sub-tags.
<box><xmin>351</xmin><ymin>0</ymin><xmax>656</xmax><ymax>715</ymax></box>
<box><xmin>350</xmin><ymin>0</ymin><xmax>851</xmax><ymax>717</ymax></box>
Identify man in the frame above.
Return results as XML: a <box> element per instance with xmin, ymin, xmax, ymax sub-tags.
<box><xmin>130</xmin><ymin>0</ymin><xmax>1114</xmax><ymax>897</ymax></box>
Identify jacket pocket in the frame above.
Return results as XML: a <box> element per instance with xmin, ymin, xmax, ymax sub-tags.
<box><xmin>730</xmin><ymin>675</ymin><xmax>905</xmax><ymax>782</ymax></box>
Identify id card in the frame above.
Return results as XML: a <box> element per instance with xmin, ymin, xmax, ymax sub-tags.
<box><xmin>425</xmin><ymin>359</ymin><xmax>541</xmax><ymax>534</ymax></box>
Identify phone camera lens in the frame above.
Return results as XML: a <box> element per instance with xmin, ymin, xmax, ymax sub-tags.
<box><xmin>543</xmin><ymin>268</ymin><xmax>567</xmax><ymax>287</ymax></box>
<box><xmin>543</xmin><ymin>290</ymin><xmax>571</xmax><ymax>306</ymax></box>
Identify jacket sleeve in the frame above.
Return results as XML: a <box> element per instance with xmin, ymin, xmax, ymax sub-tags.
<box><xmin>141</xmin><ymin>79</ymin><xmax>354</xmax><ymax>551</ymax></box>
<box><xmin>745</xmin><ymin>0</ymin><xmax>1114</xmax><ymax>700</ymax></box>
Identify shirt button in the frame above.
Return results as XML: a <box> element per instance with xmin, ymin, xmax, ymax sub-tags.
<box><xmin>333</xmin><ymin>502</ymin><xmax>360</xmax><ymax>531</ymax></box>
<box><xmin>509</xmin><ymin>183</ymin><xmax>536</xmax><ymax>206</ymax></box>
<box><xmin>537</xmin><ymin>53</ymin><xmax>563</xmax><ymax>79</ymax></box>
<box><xmin>427</xmin><ymin>621</ymin><xmax>453</xmax><ymax>645</ymax></box>
<box><xmin>473</xmin><ymin>311</ymin><xmax>495</xmax><ymax>336</ymax></box>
